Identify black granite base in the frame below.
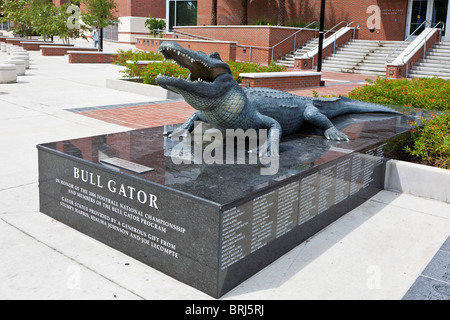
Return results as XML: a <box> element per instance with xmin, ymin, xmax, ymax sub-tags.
<box><xmin>37</xmin><ymin>106</ymin><xmax>435</xmax><ymax>298</ymax></box>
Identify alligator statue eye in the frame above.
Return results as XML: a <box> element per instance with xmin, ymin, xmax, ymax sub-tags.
<box><xmin>209</xmin><ymin>52</ymin><xmax>223</xmax><ymax>61</ymax></box>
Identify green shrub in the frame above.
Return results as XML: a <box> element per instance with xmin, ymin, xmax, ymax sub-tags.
<box><xmin>119</xmin><ymin>58</ymin><xmax>286</xmax><ymax>84</ymax></box>
<box><xmin>348</xmin><ymin>77</ymin><xmax>450</xmax><ymax>169</ymax></box>
<box><xmin>226</xmin><ymin>60</ymin><xmax>286</xmax><ymax>83</ymax></box>
<box><xmin>404</xmin><ymin>113</ymin><xmax>450</xmax><ymax>169</ymax></box>
<box><xmin>113</xmin><ymin>49</ymin><xmax>164</xmax><ymax>66</ymax></box>
<box><xmin>348</xmin><ymin>77</ymin><xmax>450</xmax><ymax>111</ymax></box>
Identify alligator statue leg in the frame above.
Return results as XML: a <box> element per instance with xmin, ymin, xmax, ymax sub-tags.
<box><xmin>165</xmin><ymin>111</ymin><xmax>207</xmax><ymax>137</ymax></box>
<box><xmin>303</xmin><ymin>104</ymin><xmax>350</xmax><ymax>141</ymax></box>
<box><xmin>255</xmin><ymin>115</ymin><xmax>282</xmax><ymax>158</ymax></box>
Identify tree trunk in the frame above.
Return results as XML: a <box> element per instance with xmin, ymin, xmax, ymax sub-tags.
<box><xmin>240</xmin><ymin>0</ymin><xmax>248</xmax><ymax>25</ymax></box>
<box><xmin>99</xmin><ymin>27</ymin><xmax>104</xmax><ymax>52</ymax></box>
<box><xmin>277</xmin><ymin>0</ymin><xmax>286</xmax><ymax>26</ymax></box>
<box><xmin>211</xmin><ymin>0</ymin><xmax>217</xmax><ymax>25</ymax></box>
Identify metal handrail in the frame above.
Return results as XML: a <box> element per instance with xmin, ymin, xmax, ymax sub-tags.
<box><xmin>269</xmin><ymin>21</ymin><xmax>319</xmax><ymax>59</ymax></box>
<box><xmin>304</xmin><ymin>21</ymin><xmax>360</xmax><ymax>59</ymax></box>
<box><xmin>385</xmin><ymin>20</ymin><xmax>430</xmax><ymax>63</ymax></box>
<box><xmin>323</xmin><ymin>21</ymin><xmax>348</xmax><ymax>39</ymax></box>
<box><xmin>401</xmin><ymin>21</ymin><xmax>445</xmax><ymax>65</ymax></box>
<box><xmin>170</xmin><ymin>30</ymin><xmax>216</xmax><ymax>41</ymax></box>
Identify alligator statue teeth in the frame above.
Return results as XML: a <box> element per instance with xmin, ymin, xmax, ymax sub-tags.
<box><xmin>156</xmin><ymin>41</ymin><xmax>402</xmax><ymax>157</ymax></box>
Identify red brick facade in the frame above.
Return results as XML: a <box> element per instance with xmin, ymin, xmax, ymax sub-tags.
<box><xmin>174</xmin><ymin>26</ymin><xmax>317</xmax><ymax>64</ymax></box>
<box><xmin>52</xmin><ymin>0</ymin><xmax>165</xmax><ymax>19</ymax></box>
<box><xmin>198</xmin><ymin>0</ymin><xmax>409</xmax><ymax>41</ymax></box>
<box><xmin>51</xmin><ymin>0</ymin><xmax>410</xmax><ymax>42</ymax></box>
<box><xmin>136</xmin><ymin>37</ymin><xmax>237</xmax><ymax>61</ymax></box>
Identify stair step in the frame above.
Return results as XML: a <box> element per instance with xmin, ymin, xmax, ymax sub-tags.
<box><xmin>354</xmin><ymin>65</ymin><xmax>386</xmax><ymax>72</ymax></box>
<box><xmin>411</xmin><ymin>66</ymin><xmax>450</xmax><ymax>75</ymax></box>
<box><xmin>409</xmin><ymin>73</ymin><xmax>450</xmax><ymax>80</ymax></box>
<box><xmin>420</xmin><ymin>59</ymin><xmax>450</xmax><ymax>65</ymax></box>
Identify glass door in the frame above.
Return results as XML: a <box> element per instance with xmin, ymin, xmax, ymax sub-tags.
<box><xmin>432</xmin><ymin>0</ymin><xmax>449</xmax><ymax>40</ymax></box>
<box><xmin>409</xmin><ymin>0</ymin><xmax>429</xmax><ymax>35</ymax></box>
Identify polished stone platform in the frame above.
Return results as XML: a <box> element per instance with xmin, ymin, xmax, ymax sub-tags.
<box><xmin>37</xmin><ymin>105</ymin><xmax>435</xmax><ymax>298</ymax></box>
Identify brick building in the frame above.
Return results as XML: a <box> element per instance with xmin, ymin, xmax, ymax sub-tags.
<box><xmin>53</xmin><ymin>0</ymin><xmax>450</xmax><ymax>43</ymax></box>
<box><xmin>198</xmin><ymin>0</ymin><xmax>449</xmax><ymax>41</ymax></box>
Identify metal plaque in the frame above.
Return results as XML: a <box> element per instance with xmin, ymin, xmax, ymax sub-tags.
<box><xmin>100</xmin><ymin>157</ymin><xmax>154</xmax><ymax>174</ymax></box>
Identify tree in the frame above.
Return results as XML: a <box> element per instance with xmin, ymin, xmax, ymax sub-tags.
<box><xmin>240</xmin><ymin>0</ymin><xmax>248</xmax><ymax>25</ymax></box>
<box><xmin>277</xmin><ymin>0</ymin><xmax>286</xmax><ymax>26</ymax></box>
<box><xmin>52</xmin><ymin>2</ymin><xmax>88</xmax><ymax>44</ymax></box>
<box><xmin>145</xmin><ymin>15</ymin><xmax>166</xmax><ymax>37</ymax></box>
<box><xmin>211</xmin><ymin>0</ymin><xmax>217</xmax><ymax>25</ymax></box>
<box><xmin>0</xmin><ymin>0</ymin><xmax>33</xmax><ymax>37</ymax></box>
<box><xmin>81</xmin><ymin>0</ymin><xmax>118</xmax><ymax>51</ymax></box>
<box><xmin>30</xmin><ymin>0</ymin><xmax>58</xmax><ymax>41</ymax></box>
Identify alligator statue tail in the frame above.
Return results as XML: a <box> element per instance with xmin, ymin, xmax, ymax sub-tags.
<box><xmin>313</xmin><ymin>96</ymin><xmax>402</xmax><ymax>119</ymax></box>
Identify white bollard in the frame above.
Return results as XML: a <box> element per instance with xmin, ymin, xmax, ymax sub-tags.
<box><xmin>0</xmin><ymin>43</ymin><xmax>7</xmax><ymax>52</ymax></box>
<box><xmin>4</xmin><ymin>59</ymin><xmax>26</xmax><ymax>76</ymax></box>
<box><xmin>10</xmin><ymin>54</ymin><xmax>30</xmax><ymax>69</ymax></box>
<box><xmin>0</xmin><ymin>64</ymin><xmax>18</xmax><ymax>83</ymax></box>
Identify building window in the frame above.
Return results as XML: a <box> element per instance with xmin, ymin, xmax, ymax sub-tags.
<box><xmin>168</xmin><ymin>0</ymin><xmax>197</xmax><ymax>31</ymax></box>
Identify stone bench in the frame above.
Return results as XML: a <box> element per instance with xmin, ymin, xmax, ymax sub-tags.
<box><xmin>0</xmin><ymin>64</ymin><xmax>17</xmax><ymax>83</ymax></box>
<box><xmin>239</xmin><ymin>71</ymin><xmax>322</xmax><ymax>90</ymax></box>
<box><xmin>68</xmin><ymin>51</ymin><xmax>118</xmax><ymax>64</ymax></box>
<box><xmin>21</xmin><ymin>42</ymin><xmax>73</xmax><ymax>51</ymax></box>
<box><xmin>41</xmin><ymin>45</ymin><xmax>98</xmax><ymax>56</ymax></box>
<box><xmin>5</xmin><ymin>38</ymin><xmax>27</xmax><ymax>46</ymax></box>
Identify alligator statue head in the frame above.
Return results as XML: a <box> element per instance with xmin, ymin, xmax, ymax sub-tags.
<box><xmin>156</xmin><ymin>41</ymin><xmax>238</xmax><ymax>110</ymax></box>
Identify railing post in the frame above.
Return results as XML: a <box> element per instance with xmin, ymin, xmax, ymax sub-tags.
<box><xmin>294</xmin><ymin>33</ymin><xmax>297</xmax><ymax>52</ymax></box>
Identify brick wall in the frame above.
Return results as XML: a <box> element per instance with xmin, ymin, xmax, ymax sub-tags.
<box><xmin>41</xmin><ymin>46</ymin><xmax>98</xmax><ymax>56</ymax></box>
<box><xmin>174</xmin><ymin>26</ymin><xmax>317</xmax><ymax>64</ymax></box>
<box><xmin>136</xmin><ymin>38</ymin><xmax>237</xmax><ymax>62</ymax></box>
<box><xmin>240</xmin><ymin>72</ymin><xmax>321</xmax><ymax>90</ymax></box>
<box><xmin>111</xmin><ymin>0</ymin><xmax>165</xmax><ymax>18</ymax></box>
<box><xmin>68</xmin><ymin>52</ymin><xmax>118</xmax><ymax>64</ymax></box>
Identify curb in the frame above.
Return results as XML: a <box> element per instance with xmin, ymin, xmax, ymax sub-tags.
<box><xmin>106</xmin><ymin>78</ymin><xmax>182</xmax><ymax>100</ymax></box>
<box><xmin>385</xmin><ymin>159</ymin><xmax>450</xmax><ymax>203</ymax></box>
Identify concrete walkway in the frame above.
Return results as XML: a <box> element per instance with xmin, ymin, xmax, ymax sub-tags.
<box><xmin>0</xmin><ymin>38</ymin><xmax>449</xmax><ymax>300</ymax></box>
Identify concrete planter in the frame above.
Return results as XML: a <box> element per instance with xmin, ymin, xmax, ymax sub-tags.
<box><xmin>106</xmin><ymin>78</ymin><xmax>182</xmax><ymax>100</ymax></box>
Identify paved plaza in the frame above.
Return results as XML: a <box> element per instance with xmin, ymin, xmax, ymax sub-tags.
<box><xmin>0</xmin><ymin>36</ymin><xmax>449</xmax><ymax>300</ymax></box>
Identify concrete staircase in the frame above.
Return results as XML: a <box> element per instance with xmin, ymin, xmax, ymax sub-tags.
<box><xmin>276</xmin><ymin>38</ymin><xmax>319</xmax><ymax>68</ymax></box>
<box><xmin>409</xmin><ymin>42</ymin><xmax>450</xmax><ymax>80</ymax></box>
<box><xmin>321</xmin><ymin>39</ymin><xmax>410</xmax><ymax>76</ymax></box>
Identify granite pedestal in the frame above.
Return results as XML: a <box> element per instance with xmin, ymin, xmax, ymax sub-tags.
<box><xmin>37</xmin><ymin>105</ymin><xmax>435</xmax><ymax>298</ymax></box>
